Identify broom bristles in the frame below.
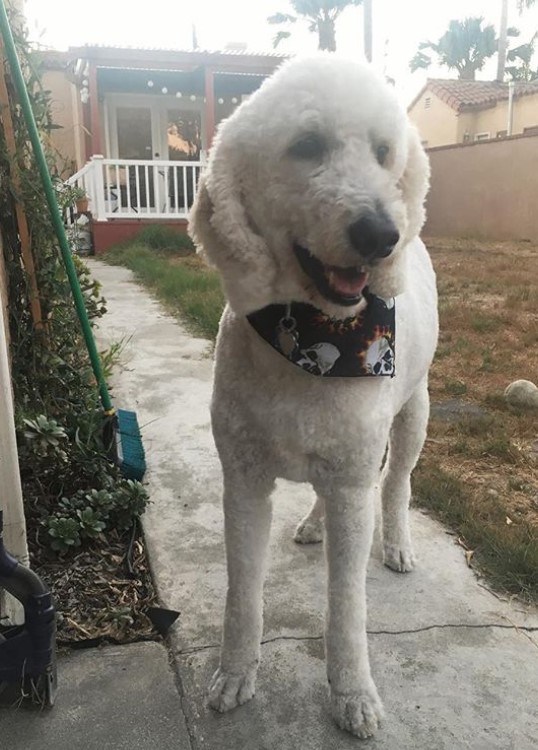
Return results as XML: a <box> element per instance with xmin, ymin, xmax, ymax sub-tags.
<box><xmin>116</xmin><ymin>409</ymin><xmax>146</xmax><ymax>481</ymax></box>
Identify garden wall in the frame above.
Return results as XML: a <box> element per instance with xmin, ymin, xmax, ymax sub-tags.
<box><xmin>424</xmin><ymin>133</ymin><xmax>538</xmax><ymax>241</ymax></box>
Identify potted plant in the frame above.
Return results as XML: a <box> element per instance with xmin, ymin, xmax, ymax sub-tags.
<box><xmin>70</xmin><ymin>185</ymin><xmax>89</xmax><ymax>213</ymax></box>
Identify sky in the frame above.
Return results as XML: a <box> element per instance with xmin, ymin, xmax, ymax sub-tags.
<box><xmin>24</xmin><ymin>0</ymin><xmax>538</xmax><ymax>104</ymax></box>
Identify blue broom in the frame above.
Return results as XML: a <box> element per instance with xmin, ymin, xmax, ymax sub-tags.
<box><xmin>0</xmin><ymin>3</ymin><xmax>145</xmax><ymax>481</ymax></box>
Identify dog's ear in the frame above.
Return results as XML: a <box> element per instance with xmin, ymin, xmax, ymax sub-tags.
<box><xmin>399</xmin><ymin>124</ymin><xmax>430</xmax><ymax>242</ymax></box>
<box><xmin>189</xmin><ymin>140</ymin><xmax>276</xmax><ymax>314</ymax></box>
<box><xmin>368</xmin><ymin>126</ymin><xmax>430</xmax><ymax>300</ymax></box>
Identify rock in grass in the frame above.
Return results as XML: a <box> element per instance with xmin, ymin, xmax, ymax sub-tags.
<box><xmin>504</xmin><ymin>380</ymin><xmax>538</xmax><ymax>410</ymax></box>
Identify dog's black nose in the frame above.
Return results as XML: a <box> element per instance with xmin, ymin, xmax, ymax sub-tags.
<box><xmin>348</xmin><ymin>211</ymin><xmax>400</xmax><ymax>260</ymax></box>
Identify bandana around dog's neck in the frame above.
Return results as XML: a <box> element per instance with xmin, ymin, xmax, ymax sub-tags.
<box><xmin>246</xmin><ymin>290</ymin><xmax>396</xmax><ymax>378</ymax></box>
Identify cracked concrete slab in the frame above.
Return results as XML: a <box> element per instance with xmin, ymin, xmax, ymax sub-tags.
<box><xmin>0</xmin><ymin>642</ymin><xmax>191</xmax><ymax>750</ymax></box>
<box><xmin>90</xmin><ymin>260</ymin><xmax>538</xmax><ymax>748</ymax></box>
<box><xmin>178</xmin><ymin>632</ymin><xmax>538</xmax><ymax>750</ymax></box>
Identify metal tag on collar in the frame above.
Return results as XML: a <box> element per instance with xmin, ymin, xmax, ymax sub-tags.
<box><xmin>275</xmin><ymin>304</ymin><xmax>299</xmax><ymax>357</ymax></box>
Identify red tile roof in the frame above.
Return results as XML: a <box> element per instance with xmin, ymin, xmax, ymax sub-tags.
<box><xmin>411</xmin><ymin>78</ymin><xmax>538</xmax><ymax>112</ymax></box>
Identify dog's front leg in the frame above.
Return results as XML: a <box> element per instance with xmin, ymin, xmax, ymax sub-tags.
<box><xmin>208</xmin><ymin>472</ymin><xmax>273</xmax><ymax>713</ymax></box>
<box><xmin>321</xmin><ymin>481</ymin><xmax>383</xmax><ymax>738</ymax></box>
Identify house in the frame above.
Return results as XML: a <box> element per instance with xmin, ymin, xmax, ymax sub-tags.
<box><xmin>40</xmin><ymin>46</ymin><xmax>285</xmax><ymax>251</ymax></box>
<box><xmin>408</xmin><ymin>78</ymin><xmax>538</xmax><ymax>148</ymax></box>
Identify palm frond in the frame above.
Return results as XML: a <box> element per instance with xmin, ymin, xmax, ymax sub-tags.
<box><xmin>409</xmin><ymin>51</ymin><xmax>432</xmax><ymax>73</ymax></box>
<box><xmin>272</xmin><ymin>30</ymin><xmax>292</xmax><ymax>48</ymax></box>
<box><xmin>517</xmin><ymin>0</ymin><xmax>537</xmax><ymax>12</ymax></box>
<box><xmin>267</xmin><ymin>12</ymin><xmax>297</xmax><ymax>24</ymax></box>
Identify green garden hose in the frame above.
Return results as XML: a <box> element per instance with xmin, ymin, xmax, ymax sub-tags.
<box><xmin>0</xmin><ymin>1</ymin><xmax>113</xmax><ymax>414</ymax></box>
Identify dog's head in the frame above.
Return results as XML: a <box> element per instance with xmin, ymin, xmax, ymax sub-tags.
<box><xmin>189</xmin><ymin>55</ymin><xmax>429</xmax><ymax>316</ymax></box>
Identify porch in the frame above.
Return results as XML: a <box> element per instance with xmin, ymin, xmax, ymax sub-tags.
<box><xmin>66</xmin><ymin>156</ymin><xmax>203</xmax><ymax>252</ymax></box>
<box><xmin>68</xmin><ymin>155</ymin><xmax>203</xmax><ymax>220</ymax></box>
<box><xmin>58</xmin><ymin>46</ymin><xmax>284</xmax><ymax>252</ymax></box>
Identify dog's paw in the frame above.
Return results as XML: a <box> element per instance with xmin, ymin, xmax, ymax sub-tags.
<box><xmin>383</xmin><ymin>542</ymin><xmax>416</xmax><ymax>573</ymax></box>
<box><xmin>293</xmin><ymin>516</ymin><xmax>324</xmax><ymax>544</ymax></box>
<box><xmin>208</xmin><ymin>667</ymin><xmax>257</xmax><ymax>713</ymax></box>
<box><xmin>330</xmin><ymin>684</ymin><xmax>384</xmax><ymax>739</ymax></box>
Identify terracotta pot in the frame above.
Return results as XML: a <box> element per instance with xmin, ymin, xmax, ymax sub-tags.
<box><xmin>76</xmin><ymin>197</ymin><xmax>89</xmax><ymax>213</ymax></box>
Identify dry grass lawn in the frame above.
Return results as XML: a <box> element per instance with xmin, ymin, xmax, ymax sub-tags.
<box><xmin>108</xmin><ymin>236</ymin><xmax>538</xmax><ymax>601</ymax></box>
<box><xmin>414</xmin><ymin>237</ymin><xmax>538</xmax><ymax>600</ymax></box>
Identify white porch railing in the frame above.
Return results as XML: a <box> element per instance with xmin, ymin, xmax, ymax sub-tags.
<box><xmin>66</xmin><ymin>156</ymin><xmax>204</xmax><ymax>222</ymax></box>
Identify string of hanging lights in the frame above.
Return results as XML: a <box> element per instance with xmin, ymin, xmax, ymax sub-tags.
<box><xmin>146</xmin><ymin>80</ymin><xmax>240</xmax><ymax>104</ymax></box>
<box><xmin>80</xmin><ymin>77</ymin><xmax>244</xmax><ymax>106</ymax></box>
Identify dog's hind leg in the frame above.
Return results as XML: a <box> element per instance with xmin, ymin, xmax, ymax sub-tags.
<box><xmin>381</xmin><ymin>378</ymin><xmax>429</xmax><ymax>573</ymax></box>
<box><xmin>208</xmin><ymin>468</ymin><xmax>274</xmax><ymax>713</ymax></box>
<box><xmin>294</xmin><ymin>494</ymin><xmax>324</xmax><ymax>544</ymax></box>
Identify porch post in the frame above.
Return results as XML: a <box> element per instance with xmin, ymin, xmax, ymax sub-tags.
<box><xmin>90</xmin><ymin>155</ymin><xmax>107</xmax><ymax>221</ymax></box>
<box><xmin>204</xmin><ymin>66</ymin><xmax>215</xmax><ymax>154</ymax></box>
<box><xmin>89</xmin><ymin>63</ymin><xmax>103</xmax><ymax>156</ymax></box>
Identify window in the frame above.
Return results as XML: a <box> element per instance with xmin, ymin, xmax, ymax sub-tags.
<box><xmin>116</xmin><ymin>107</ymin><xmax>152</xmax><ymax>160</ymax></box>
<box><xmin>166</xmin><ymin>110</ymin><xmax>202</xmax><ymax>161</ymax></box>
<box><xmin>475</xmin><ymin>132</ymin><xmax>490</xmax><ymax>142</ymax></box>
<box><xmin>424</xmin><ymin>96</ymin><xmax>431</xmax><ymax>109</ymax></box>
<box><xmin>496</xmin><ymin>130</ymin><xmax>508</xmax><ymax>139</ymax></box>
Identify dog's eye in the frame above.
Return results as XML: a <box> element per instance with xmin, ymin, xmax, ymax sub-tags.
<box><xmin>376</xmin><ymin>144</ymin><xmax>390</xmax><ymax>166</ymax></box>
<box><xmin>289</xmin><ymin>133</ymin><xmax>326</xmax><ymax>160</ymax></box>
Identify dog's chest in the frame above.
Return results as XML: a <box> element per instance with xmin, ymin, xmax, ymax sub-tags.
<box><xmin>247</xmin><ymin>374</ymin><xmax>393</xmax><ymax>481</ymax></box>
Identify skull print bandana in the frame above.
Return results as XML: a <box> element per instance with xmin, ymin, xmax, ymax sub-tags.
<box><xmin>246</xmin><ymin>290</ymin><xmax>396</xmax><ymax>378</ymax></box>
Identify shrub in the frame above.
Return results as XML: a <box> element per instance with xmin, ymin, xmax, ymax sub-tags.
<box><xmin>0</xmin><ymin>20</ymin><xmax>148</xmax><ymax>557</ymax></box>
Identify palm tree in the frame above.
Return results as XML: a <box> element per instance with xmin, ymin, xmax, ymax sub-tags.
<box><xmin>268</xmin><ymin>0</ymin><xmax>363</xmax><ymax>53</ymax></box>
<box><xmin>506</xmin><ymin>32</ymin><xmax>538</xmax><ymax>79</ymax></box>
<box><xmin>498</xmin><ymin>0</ymin><xmax>538</xmax><ymax>80</ymax></box>
<box><xmin>363</xmin><ymin>0</ymin><xmax>373</xmax><ymax>62</ymax></box>
<box><xmin>497</xmin><ymin>0</ymin><xmax>509</xmax><ymax>80</ymax></box>
<box><xmin>409</xmin><ymin>18</ymin><xmax>498</xmax><ymax>81</ymax></box>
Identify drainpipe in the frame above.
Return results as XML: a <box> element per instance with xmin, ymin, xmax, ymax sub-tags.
<box><xmin>507</xmin><ymin>81</ymin><xmax>515</xmax><ymax>136</ymax></box>
<box><xmin>0</xmin><ymin>268</ymin><xmax>28</xmax><ymax>626</ymax></box>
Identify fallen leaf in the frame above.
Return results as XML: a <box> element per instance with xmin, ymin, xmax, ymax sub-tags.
<box><xmin>464</xmin><ymin>550</ymin><xmax>475</xmax><ymax>567</ymax></box>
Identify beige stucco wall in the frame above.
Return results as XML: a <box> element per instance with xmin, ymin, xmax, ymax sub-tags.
<box><xmin>513</xmin><ymin>93</ymin><xmax>538</xmax><ymax>133</ymax></box>
<box><xmin>424</xmin><ymin>133</ymin><xmax>538</xmax><ymax>240</ymax></box>
<box><xmin>462</xmin><ymin>94</ymin><xmax>538</xmax><ymax>139</ymax></box>
<box><xmin>412</xmin><ymin>88</ymin><xmax>538</xmax><ymax>146</ymax></box>
<box><xmin>408</xmin><ymin>91</ymin><xmax>459</xmax><ymax>148</ymax></box>
<box><xmin>42</xmin><ymin>70</ymin><xmax>82</xmax><ymax>175</ymax></box>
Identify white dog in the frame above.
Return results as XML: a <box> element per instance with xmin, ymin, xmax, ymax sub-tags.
<box><xmin>190</xmin><ymin>55</ymin><xmax>438</xmax><ymax>739</ymax></box>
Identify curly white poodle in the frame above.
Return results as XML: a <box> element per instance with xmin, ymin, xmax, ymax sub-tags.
<box><xmin>190</xmin><ymin>54</ymin><xmax>438</xmax><ymax>739</ymax></box>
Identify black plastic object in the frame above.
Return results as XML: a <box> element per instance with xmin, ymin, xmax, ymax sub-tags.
<box><xmin>147</xmin><ymin>607</ymin><xmax>180</xmax><ymax>636</ymax></box>
<box><xmin>0</xmin><ymin>511</ymin><xmax>57</xmax><ymax>707</ymax></box>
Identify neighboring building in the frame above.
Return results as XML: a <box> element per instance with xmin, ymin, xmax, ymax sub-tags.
<box><xmin>39</xmin><ymin>45</ymin><xmax>285</xmax><ymax>251</ymax></box>
<box><xmin>408</xmin><ymin>78</ymin><xmax>538</xmax><ymax>148</ymax></box>
<box><xmin>39</xmin><ymin>50</ymin><xmax>82</xmax><ymax>174</ymax></box>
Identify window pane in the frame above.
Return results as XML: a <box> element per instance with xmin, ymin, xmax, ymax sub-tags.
<box><xmin>117</xmin><ymin>107</ymin><xmax>153</xmax><ymax>160</ymax></box>
<box><xmin>167</xmin><ymin>110</ymin><xmax>202</xmax><ymax>160</ymax></box>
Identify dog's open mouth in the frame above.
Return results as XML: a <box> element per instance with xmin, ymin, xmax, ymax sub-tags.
<box><xmin>293</xmin><ymin>243</ymin><xmax>369</xmax><ymax>306</ymax></box>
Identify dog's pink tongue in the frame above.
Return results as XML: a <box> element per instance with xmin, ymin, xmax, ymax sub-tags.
<box><xmin>328</xmin><ymin>270</ymin><xmax>368</xmax><ymax>297</ymax></box>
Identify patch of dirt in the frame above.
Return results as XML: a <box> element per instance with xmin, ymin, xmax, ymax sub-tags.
<box><xmin>30</xmin><ymin>527</ymin><xmax>161</xmax><ymax>645</ymax></box>
<box><xmin>422</xmin><ymin>237</ymin><xmax>538</xmax><ymax>532</ymax></box>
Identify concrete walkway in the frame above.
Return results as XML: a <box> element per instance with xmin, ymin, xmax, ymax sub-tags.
<box><xmin>60</xmin><ymin>262</ymin><xmax>538</xmax><ymax>748</ymax></box>
<box><xmin>1</xmin><ymin>642</ymin><xmax>190</xmax><ymax>749</ymax></box>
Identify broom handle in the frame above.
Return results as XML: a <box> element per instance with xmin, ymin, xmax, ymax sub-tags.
<box><xmin>0</xmin><ymin>1</ymin><xmax>114</xmax><ymax>414</ymax></box>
